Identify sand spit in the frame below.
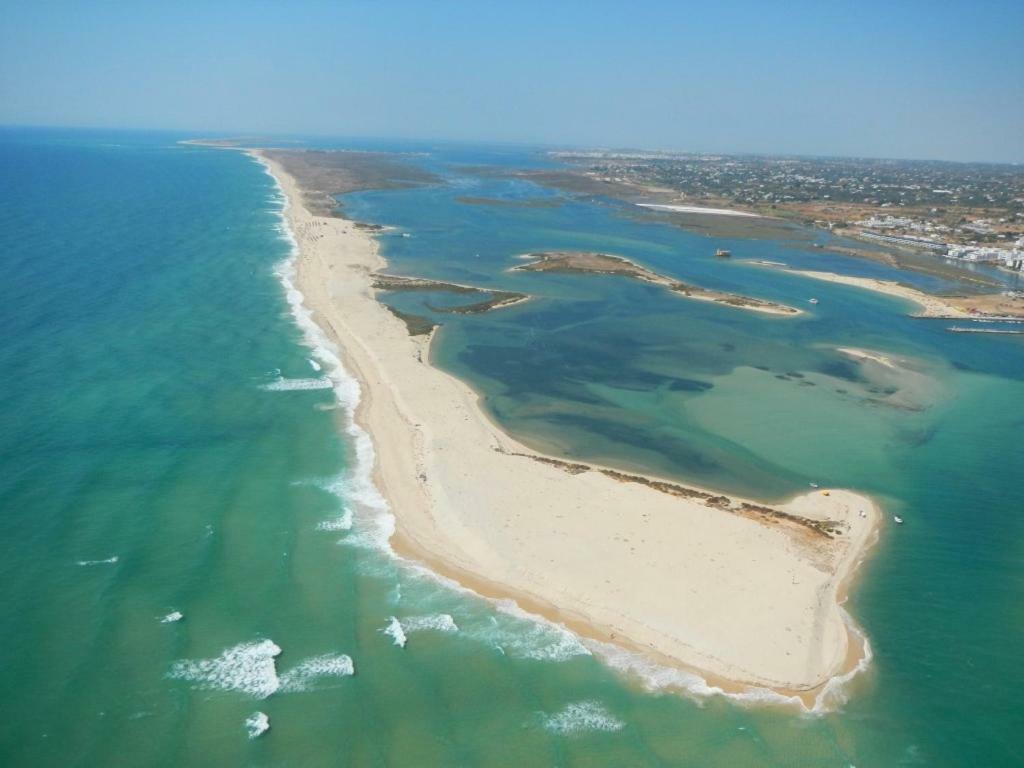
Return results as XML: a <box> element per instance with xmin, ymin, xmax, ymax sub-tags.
<box><xmin>758</xmin><ymin>264</ymin><xmax>1024</xmax><ymax>320</ymax></box>
<box><xmin>637</xmin><ymin>203</ymin><xmax>761</xmax><ymax>218</ymax></box>
<box><xmin>515</xmin><ymin>251</ymin><xmax>800</xmax><ymax>316</ymax></box>
<box><xmin>249</xmin><ymin>148</ymin><xmax>881</xmax><ymax>704</ymax></box>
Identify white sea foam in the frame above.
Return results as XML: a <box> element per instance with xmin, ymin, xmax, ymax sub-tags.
<box><xmin>401</xmin><ymin>614</ymin><xmax>459</xmax><ymax>634</ymax></box>
<box><xmin>245</xmin><ymin>711</ymin><xmax>270</xmax><ymax>739</ymax></box>
<box><xmin>261</xmin><ymin>376</ymin><xmax>334</xmax><ymax>391</ymax></box>
<box><xmin>587</xmin><ymin>630</ymin><xmax>877</xmax><ymax>714</ymax></box>
<box><xmin>810</xmin><ymin>609</ymin><xmax>874</xmax><ymax>714</ymax></box>
<box><xmin>160</xmin><ymin>611</ymin><xmax>184</xmax><ymax>623</ymax></box>
<box><xmin>168</xmin><ymin>638</ymin><xmax>356</xmax><ymax>699</ymax></box>
<box><xmin>477</xmin><ymin>600</ymin><xmax>590</xmax><ymax>662</ymax></box>
<box><xmin>541</xmin><ymin>701</ymin><xmax>624</xmax><ymax>735</ymax></box>
<box><xmin>76</xmin><ymin>556</ymin><xmax>118</xmax><ymax>566</ymax></box>
<box><xmin>380</xmin><ymin>562</ymin><xmax>590</xmax><ymax>663</ymax></box>
<box><xmin>587</xmin><ymin>638</ymin><xmax>806</xmax><ymax>709</ymax></box>
<box><xmin>255</xmin><ymin>153</ymin><xmax>395</xmax><ymax>558</ymax></box>
<box><xmin>382</xmin><ymin>617</ymin><xmax>407</xmax><ymax>648</ymax></box>
<box><xmin>168</xmin><ymin>639</ymin><xmax>282</xmax><ymax>699</ymax></box>
<box><xmin>278</xmin><ymin>653</ymin><xmax>355</xmax><ymax>691</ymax></box>
<box><xmin>292</xmin><ymin>475</ymin><xmax>355</xmax><ymax>531</ymax></box>
<box><xmin>316</xmin><ymin>508</ymin><xmax>354</xmax><ymax>531</ymax></box>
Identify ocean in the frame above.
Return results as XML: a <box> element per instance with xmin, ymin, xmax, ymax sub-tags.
<box><xmin>0</xmin><ymin>128</ymin><xmax>1021</xmax><ymax>766</ymax></box>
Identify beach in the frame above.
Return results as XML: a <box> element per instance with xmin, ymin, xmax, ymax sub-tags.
<box><xmin>772</xmin><ymin>266</ymin><xmax>1024</xmax><ymax>319</ymax></box>
<box><xmin>636</xmin><ymin>203</ymin><xmax>762</xmax><ymax>218</ymax></box>
<box><xmin>255</xmin><ymin>149</ymin><xmax>881</xmax><ymax>702</ymax></box>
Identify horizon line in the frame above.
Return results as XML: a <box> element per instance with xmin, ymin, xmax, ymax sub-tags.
<box><xmin>1</xmin><ymin>121</ymin><xmax>1021</xmax><ymax>168</ymax></box>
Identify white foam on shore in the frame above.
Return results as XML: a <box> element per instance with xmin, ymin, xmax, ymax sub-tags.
<box><xmin>541</xmin><ymin>701</ymin><xmax>624</xmax><ymax>735</ymax></box>
<box><xmin>245</xmin><ymin>711</ymin><xmax>270</xmax><ymax>739</ymax></box>
<box><xmin>293</xmin><ymin>475</ymin><xmax>355</xmax><ymax>531</ymax></box>
<box><xmin>76</xmin><ymin>556</ymin><xmax>118</xmax><ymax>566</ymax></box>
<box><xmin>168</xmin><ymin>639</ymin><xmax>282</xmax><ymax>699</ymax></box>
<box><xmin>810</xmin><ymin>609</ymin><xmax>874</xmax><ymax>713</ymax></box>
<box><xmin>587</xmin><ymin>639</ymin><xmax>801</xmax><ymax>708</ymax></box>
<box><xmin>476</xmin><ymin>600</ymin><xmax>590</xmax><ymax>662</ymax></box>
<box><xmin>255</xmin><ymin>154</ymin><xmax>394</xmax><ymax>557</ymax></box>
<box><xmin>382</xmin><ymin>617</ymin><xmax>407</xmax><ymax>647</ymax></box>
<box><xmin>278</xmin><ymin>653</ymin><xmax>355</xmax><ymax>691</ymax></box>
<box><xmin>586</xmin><ymin>611</ymin><xmax>874</xmax><ymax>714</ymax></box>
<box><xmin>160</xmin><ymin>611</ymin><xmax>184</xmax><ymax>623</ymax></box>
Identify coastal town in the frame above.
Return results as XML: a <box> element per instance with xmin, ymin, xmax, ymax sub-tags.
<box><xmin>550</xmin><ymin>150</ymin><xmax>1024</xmax><ymax>272</ymax></box>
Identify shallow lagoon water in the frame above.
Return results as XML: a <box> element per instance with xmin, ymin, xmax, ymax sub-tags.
<box><xmin>0</xmin><ymin>129</ymin><xmax>1021</xmax><ymax>766</ymax></box>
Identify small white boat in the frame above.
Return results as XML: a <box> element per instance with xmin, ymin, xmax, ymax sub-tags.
<box><xmin>809</xmin><ymin>298</ymin><xmax>819</xmax><ymax>305</ymax></box>
<box><xmin>809</xmin><ymin>482</ymin><xmax>819</xmax><ymax>489</ymax></box>
<box><xmin>894</xmin><ymin>515</ymin><xmax>904</xmax><ymax>524</ymax></box>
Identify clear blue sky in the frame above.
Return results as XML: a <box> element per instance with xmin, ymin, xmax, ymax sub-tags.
<box><xmin>2</xmin><ymin>0</ymin><xmax>1021</xmax><ymax>162</ymax></box>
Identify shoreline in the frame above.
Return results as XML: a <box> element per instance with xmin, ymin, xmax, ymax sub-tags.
<box><xmin>245</xmin><ymin>146</ymin><xmax>882</xmax><ymax>708</ymax></box>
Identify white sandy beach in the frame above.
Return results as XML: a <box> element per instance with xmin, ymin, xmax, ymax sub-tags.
<box><xmin>638</xmin><ymin>203</ymin><xmax>762</xmax><ymax>218</ymax></box>
<box><xmin>256</xmin><ymin>150</ymin><xmax>880</xmax><ymax>702</ymax></box>
<box><xmin>781</xmin><ymin>268</ymin><xmax>975</xmax><ymax>318</ymax></box>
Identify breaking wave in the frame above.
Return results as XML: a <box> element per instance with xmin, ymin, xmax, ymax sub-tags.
<box><xmin>382</xmin><ymin>617</ymin><xmax>407</xmax><ymax>648</ymax></box>
<box><xmin>76</xmin><ymin>556</ymin><xmax>118</xmax><ymax>566</ymax></box>
<box><xmin>245</xmin><ymin>711</ymin><xmax>270</xmax><ymax>739</ymax></box>
<box><xmin>278</xmin><ymin>653</ymin><xmax>355</xmax><ymax>691</ymax></box>
<box><xmin>586</xmin><ymin>608</ymin><xmax>873</xmax><ymax>714</ymax></box>
<box><xmin>168</xmin><ymin>639</ymin><xmax>282</xmax><ymax>699</ymax></box>
<box><xmin>381</xmin><ymin>614</ymin><xmax>459</xmax><ymax>649</ymax></box>
<box><xmin>476</xmin><ymin>600</ymin><xmax>591</xmax><ymax>662</ymax></box>
<box><xmin>541</xmin><ymin>701</ymin><xmax>624</xmax><ymax>735</ymax></box>
<box><xmin>402</xmin><ymin>614</ymin><xmax>459</xmax><ymax>633</ymax></box>
<box><xmin>255</xmin><ymin>154</ymin><xmax>393</xmax><ymax>557</ymax></box>
<box><xmin>168</xmin><ymin>639</ymin><xmax>355</xmax><ymax>698</ymax></box>
<box><xmin>260</xmin><ymin>376</ymin><xmax>334</xmax><ymax>391</ymax></box>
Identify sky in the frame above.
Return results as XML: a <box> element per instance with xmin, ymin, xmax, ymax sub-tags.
<box><xmin>1</xmin><ymin>0</ymin><xmax>1022</xmax><ymax>163</ymax></box>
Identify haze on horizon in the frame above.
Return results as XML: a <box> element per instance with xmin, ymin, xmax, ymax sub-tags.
<box><xmin>1</xmin><ymin>0</ymin><xmax>1022</xmax><ymax>164</ymax></box>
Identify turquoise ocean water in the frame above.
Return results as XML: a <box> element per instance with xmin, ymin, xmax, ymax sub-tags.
<box><xmin>0</xmin><ymin>128</ymin><xmax>1021</xmax><ymax>766</ymax></box>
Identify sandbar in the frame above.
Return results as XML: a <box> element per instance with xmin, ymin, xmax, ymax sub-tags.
<box><xmin>515</xmin><ymin>251</ymin><xmax>801</xmax><ymax>316</ymax></box>
<box><xmin>637</xmin><ymin>203</ymin><xmax>761</xmax><ymax>218</ymax></box>
<box><xmin>250</xmin><ymin>148</ymin><xmax>881</xmax><ymax>705</ymax></box>
<box><xmin>767</xmin><ymin>266</ymin><xmax>1024</xmax><ymax>320</ymax></box>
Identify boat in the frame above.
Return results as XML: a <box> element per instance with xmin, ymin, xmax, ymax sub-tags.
<box><xmin>894</xmin><ymin>515</ymin><xmax>904</xmax><ymax>524</ymax></box>
<box><xmin>809</xmin><ymin>482</ymin><xmax>819</xmax><ymax>488</ymax></box>
<box><xmin>715</xmin><ymin>249</ymin><xmax>731</xmax><ymax>258</ymax></box>
<box><xmin>809</xmin><ymin>298</ymin><xmax>819</xmax><ymax>304</ymax></box>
